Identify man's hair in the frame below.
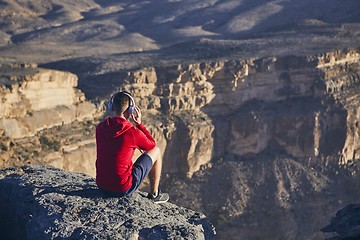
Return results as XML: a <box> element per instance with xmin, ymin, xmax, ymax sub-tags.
<box><xmin>113</xmin><ymin>92</ymin><xmax>131</xmax><ymax>114</ymax></box>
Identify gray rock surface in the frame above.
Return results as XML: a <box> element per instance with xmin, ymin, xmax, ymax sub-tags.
<box><xmin>0</xmin><ymin>165</ymin><xmax>216</xmax><ymax>240</ymax></box>
<box><xmin>322</xmin><ymin>204</ymin><xmax>360</xmax><ymax>240</ymax></box>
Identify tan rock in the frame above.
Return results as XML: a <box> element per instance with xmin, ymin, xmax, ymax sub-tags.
<box><xmin>0</xmin><ymin>65</ymin><xmax>97</xmax><ymax>139</ymax></box>
<box><xmin>2</xmin><ymin>49</ymin><xmax>360</xmax><ymax>178</ymax></box>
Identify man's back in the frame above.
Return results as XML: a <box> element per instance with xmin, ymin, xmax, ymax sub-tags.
<box><xmin>95</xmin><ymin>116</ymin><xmax>156</xmax><ymax>192</ymax></box>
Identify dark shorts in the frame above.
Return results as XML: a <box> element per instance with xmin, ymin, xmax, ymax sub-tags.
<box><xmin>101</xmin><ymin>153</ymin><xmax>153</xmax><ymax>197</ymax></box>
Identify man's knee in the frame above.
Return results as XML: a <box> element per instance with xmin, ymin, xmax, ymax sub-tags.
<box><xmin>146</xmin><ymin>146</ymin><xmax>161</xmax><ymax>164</ymax></box>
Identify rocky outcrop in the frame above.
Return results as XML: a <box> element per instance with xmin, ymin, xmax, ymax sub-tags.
<box><xmin>0</xmin><ymin>63</ymin><xmax>96</xmax><ymax>139</ymax></box>
<box><xmin>117</xmin><ymin>49</ymin><xmax>360</xmax><ymax>178</ymax></box>
<box><xmin>318</xmin><ymin>50</ymin><xmax>360</xmax><ymax>164</ymax></box>
<box><xmin>111</xmin><ymin>49</ymin><xmax>360</xmax><ymax>239</ymax></box>
<box><xmin>322</xmin><ymin>204</ymin><xmax>360</xmax><ymax>239</ymax></box>
<box><xmin>0</xmin><ymin>64</ymin><xmax>99</xmax><ymax>176</ymax></box>
<box><xmin>0</xmin><ymin>165</ymin><xmax>216</xmax><ymax>240</ymax></box>
<box><xmin>101</xmin><ymin>65</ymin><xmax>217</xmax><ymax>177</ymax></box>
<box><xmin>1</xmin><ymin>49</ymin><xmax>360</xmax><ymax>179</ymax></box>
<box><xmin>0</xmin><ymin>1</ymin><xmax>359</xmax><ymax>239</ymax></box>
<box><xmin>0</xmin><ymin>48</ymin><xmax>359</xmax><ymax>240</ymax></box>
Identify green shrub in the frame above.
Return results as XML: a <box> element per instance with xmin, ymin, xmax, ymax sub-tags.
<box><xmin>39</xmin><ymin>136</ymin><xmax>61</xmax><ymax>151</ymax></box>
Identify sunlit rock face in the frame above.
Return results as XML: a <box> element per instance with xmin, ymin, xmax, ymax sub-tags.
<box><xmin>0</xmin><ymin>63</ymin><xmax>96</xmax><ymax>138</ymax></box>
<box><xmin>0</xmin><ymin>64</ymin><xmax>98</xmax><ymax>176</ymax></box>
<box><xmin>120</xmin><ymin>64</ymin><xmax>216</xmax><ymax>177</ymax></box>
<box><xmin>1</xmin><ymin>49</ymin><xmax>359</xmax><ymax>179</ymax></box>
<box><xmin>154</xmin><ymin>50</ymin><xmax>359</xmax><ymax>240</ymax></box>
<box><xmin>123</xmin><ymin>49</ymin><xmax>360</xmax><ymax>177</ymax></box>
<box><xmin>194</xmin><ymin>51</ymin><xmax>359</xmax><ymax>166</ymax></box>
<box><xmin>317</xmin><ymin>50</ymin><xmax>360</xmax><ymax>164</ymax></box>
<box><xmin>0</xmin><ymin>1</ymin><xmax>359</xmax><ymax>239</ymax></box>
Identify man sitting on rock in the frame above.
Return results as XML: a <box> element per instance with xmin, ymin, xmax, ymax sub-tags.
<box><xmin>95</xmin><ymin>91</ymin><xmax>169</xmax><ymax>203</ymax></box>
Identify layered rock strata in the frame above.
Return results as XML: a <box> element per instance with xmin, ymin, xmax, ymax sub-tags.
<box><xmin>1</xmin><ymin>49</ymin><xmax>360</xmax><ymax>179</ymax></box>
<box><xmin>119</xmin><ymin>65</ymin><xmax>216</xmax><ymax>177</ymax></box>
<box><xmin>105</xmin><ymin>49</ymin><xmax>359</xmax><ymax>239</ymax></box>
<box><xmin>0</xmin><ymin>64</ymin><xmax>98</xmax><ymax>176</ymax></box>
<box><xmin>317</xmin><ymin>50</ymin><xmax>360</xmax><ymax>164</ymax></box>
<box><xmin>0</xmin><ymin>49</ymin><xmax>359</xmax><ymax>240</ymax></box>
<box><xmin>0</xmin><ymin>63</ymin><xmax>96</xmax><ymax>138</ymax></box>
<box><xmin>117</xmin><ymin>49</ymin><xmax>360</xmax><ymax>178</ymax></box>
<box><xmin>0</xmin><ymin>165</ymin><xmax>216</xmax><ymax>240</ymax></box>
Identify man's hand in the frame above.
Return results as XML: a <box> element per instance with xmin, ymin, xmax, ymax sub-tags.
<box><xmin>131</xmin><ymin>106</ymin><xmax>142</xmax><ymax>125</ymax></box>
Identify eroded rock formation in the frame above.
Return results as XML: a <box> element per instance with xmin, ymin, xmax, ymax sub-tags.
<box><xmin>0</xmin><ymin>63</ymin><xmax>96</xmax><ymax>138</ymax></box>
<box><xmin>112</xmin><ymin>49</ymin><xmax>360</xmax><ymax>239</ymax></box>
<box><xmin>1</xmin><ymin>49</ymin><xmax>360</xmax><ymax>179</ymax></box>
<box><xmin>0</xmin><ymin>64</ymin><xmax>98</xmax><ymax>175</ymax></box>
<box><xmin>1</xmin><ymin>49</ymin><xmax>360</xmax><ymax>239</ymax></box>
<box><xmin>318</xmin><ymin>50</ymin><xmax>360</xmax><ymax>164</ymax></box>
<box><xmin>0</xmin><ymin>1</ymin><xmax>359</xmax><ymax>239</ymax></box>
<box><xmin>0</xmin><ymin>165</ymin><xmax>216</xmax><ymax>240</ymax></box>
<box><xmin>121</xmin><ymin>49</ymin><xmax>360</xmax><ymax>177</ymax></box>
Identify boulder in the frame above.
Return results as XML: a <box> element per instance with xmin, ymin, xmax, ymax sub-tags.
<box><xmin>0</xmin><ymin>165</ymin><xmax>216</xmax><ymax>240</ymax></box>
<box><xmin>322</xmin><ymin>204</ymin><xmax>360</xmax><ymax>239</ymax></box>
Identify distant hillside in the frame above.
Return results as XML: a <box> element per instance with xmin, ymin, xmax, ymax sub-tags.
<box><xmin>0</xmin><ymin>0</ymin><xmax>359</xmax><ymax>64</ymax></box>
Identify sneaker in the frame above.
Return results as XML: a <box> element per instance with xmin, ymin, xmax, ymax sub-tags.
<box><xmin>147</xmin><ymin>190</ymin><xmax>169</xmax><ymax>204</ymax></box>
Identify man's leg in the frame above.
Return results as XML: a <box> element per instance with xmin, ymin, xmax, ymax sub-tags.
<box><xmin>145</xmin><ymin>146</ymin><xmax>162</xmax><ymax>196</ymax></box>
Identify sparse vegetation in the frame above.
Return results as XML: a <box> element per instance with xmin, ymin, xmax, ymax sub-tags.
<box><xmin>39</xmin><ymin>136</ymin><xmax>61</xmax><ymax>151</ymax></box>
<box><xmin>0</xmin><ymin>142</ymin><xmax>8</xmax><ymax>151</ymax></box>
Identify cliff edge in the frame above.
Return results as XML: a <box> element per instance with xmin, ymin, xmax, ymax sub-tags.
<box><xmin>0</xmin><ymin>165</ymin><xmax>216</xmax><ymax>240</ymax></box>
<box><xmin>322</xmin><ymin>204</ymin><xmax>360</xmax><ymax>240</ymax></box>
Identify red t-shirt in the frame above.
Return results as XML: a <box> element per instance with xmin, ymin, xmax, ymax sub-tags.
<box><xmin>95</xmin><ymin>116</ymin><xmax>156</xmax><ymax>192</ymax></box>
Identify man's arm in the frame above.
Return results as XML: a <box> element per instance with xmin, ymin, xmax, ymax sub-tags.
<box><xmin>131</xmin><ymin>106</ymin><xmax>156</xmax><ymax>151</ymax></box>
<box><xmin>133</xmin><ymin>123</ymin><xmax>156</xmax><ymax>151</ymax></box>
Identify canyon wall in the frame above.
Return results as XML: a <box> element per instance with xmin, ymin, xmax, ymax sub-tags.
<box><xmin>0</xmin><ymin>64</ymin><xmax>98</xmax><ymax>175</ymax></box>
<box><xmin>1</xmin><ymin>49</ymin><xmax>359</xmax><ymax>240</ymax></box>
<box><xmin>1</xmin><ymin>49</ymin><xmax>359</xmax><ymax>179</ymax></box>
<box><xmin>124</xmin><ymin>49</ymin><xmax>360</xmax><ymax>176</ymax></box>
<box><xmin>0</xmin><ymin>63</ymin><xmax>96</xmax><ymax>138</ymax></box>
<box><xmin>317</xmin><ymin>51</ymin><xmax>360</xmax><ymax>164</ymax></box>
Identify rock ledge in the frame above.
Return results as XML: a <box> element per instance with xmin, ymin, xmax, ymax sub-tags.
<box><xmin>322</xmin><ymin>204</ymin><xmax>360</xmax><ymax>240</ymax></box>
<box><xmin>0</xmin><ymin>165</ymin><xmax>216</xmax><ymax>239</ymax></box>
